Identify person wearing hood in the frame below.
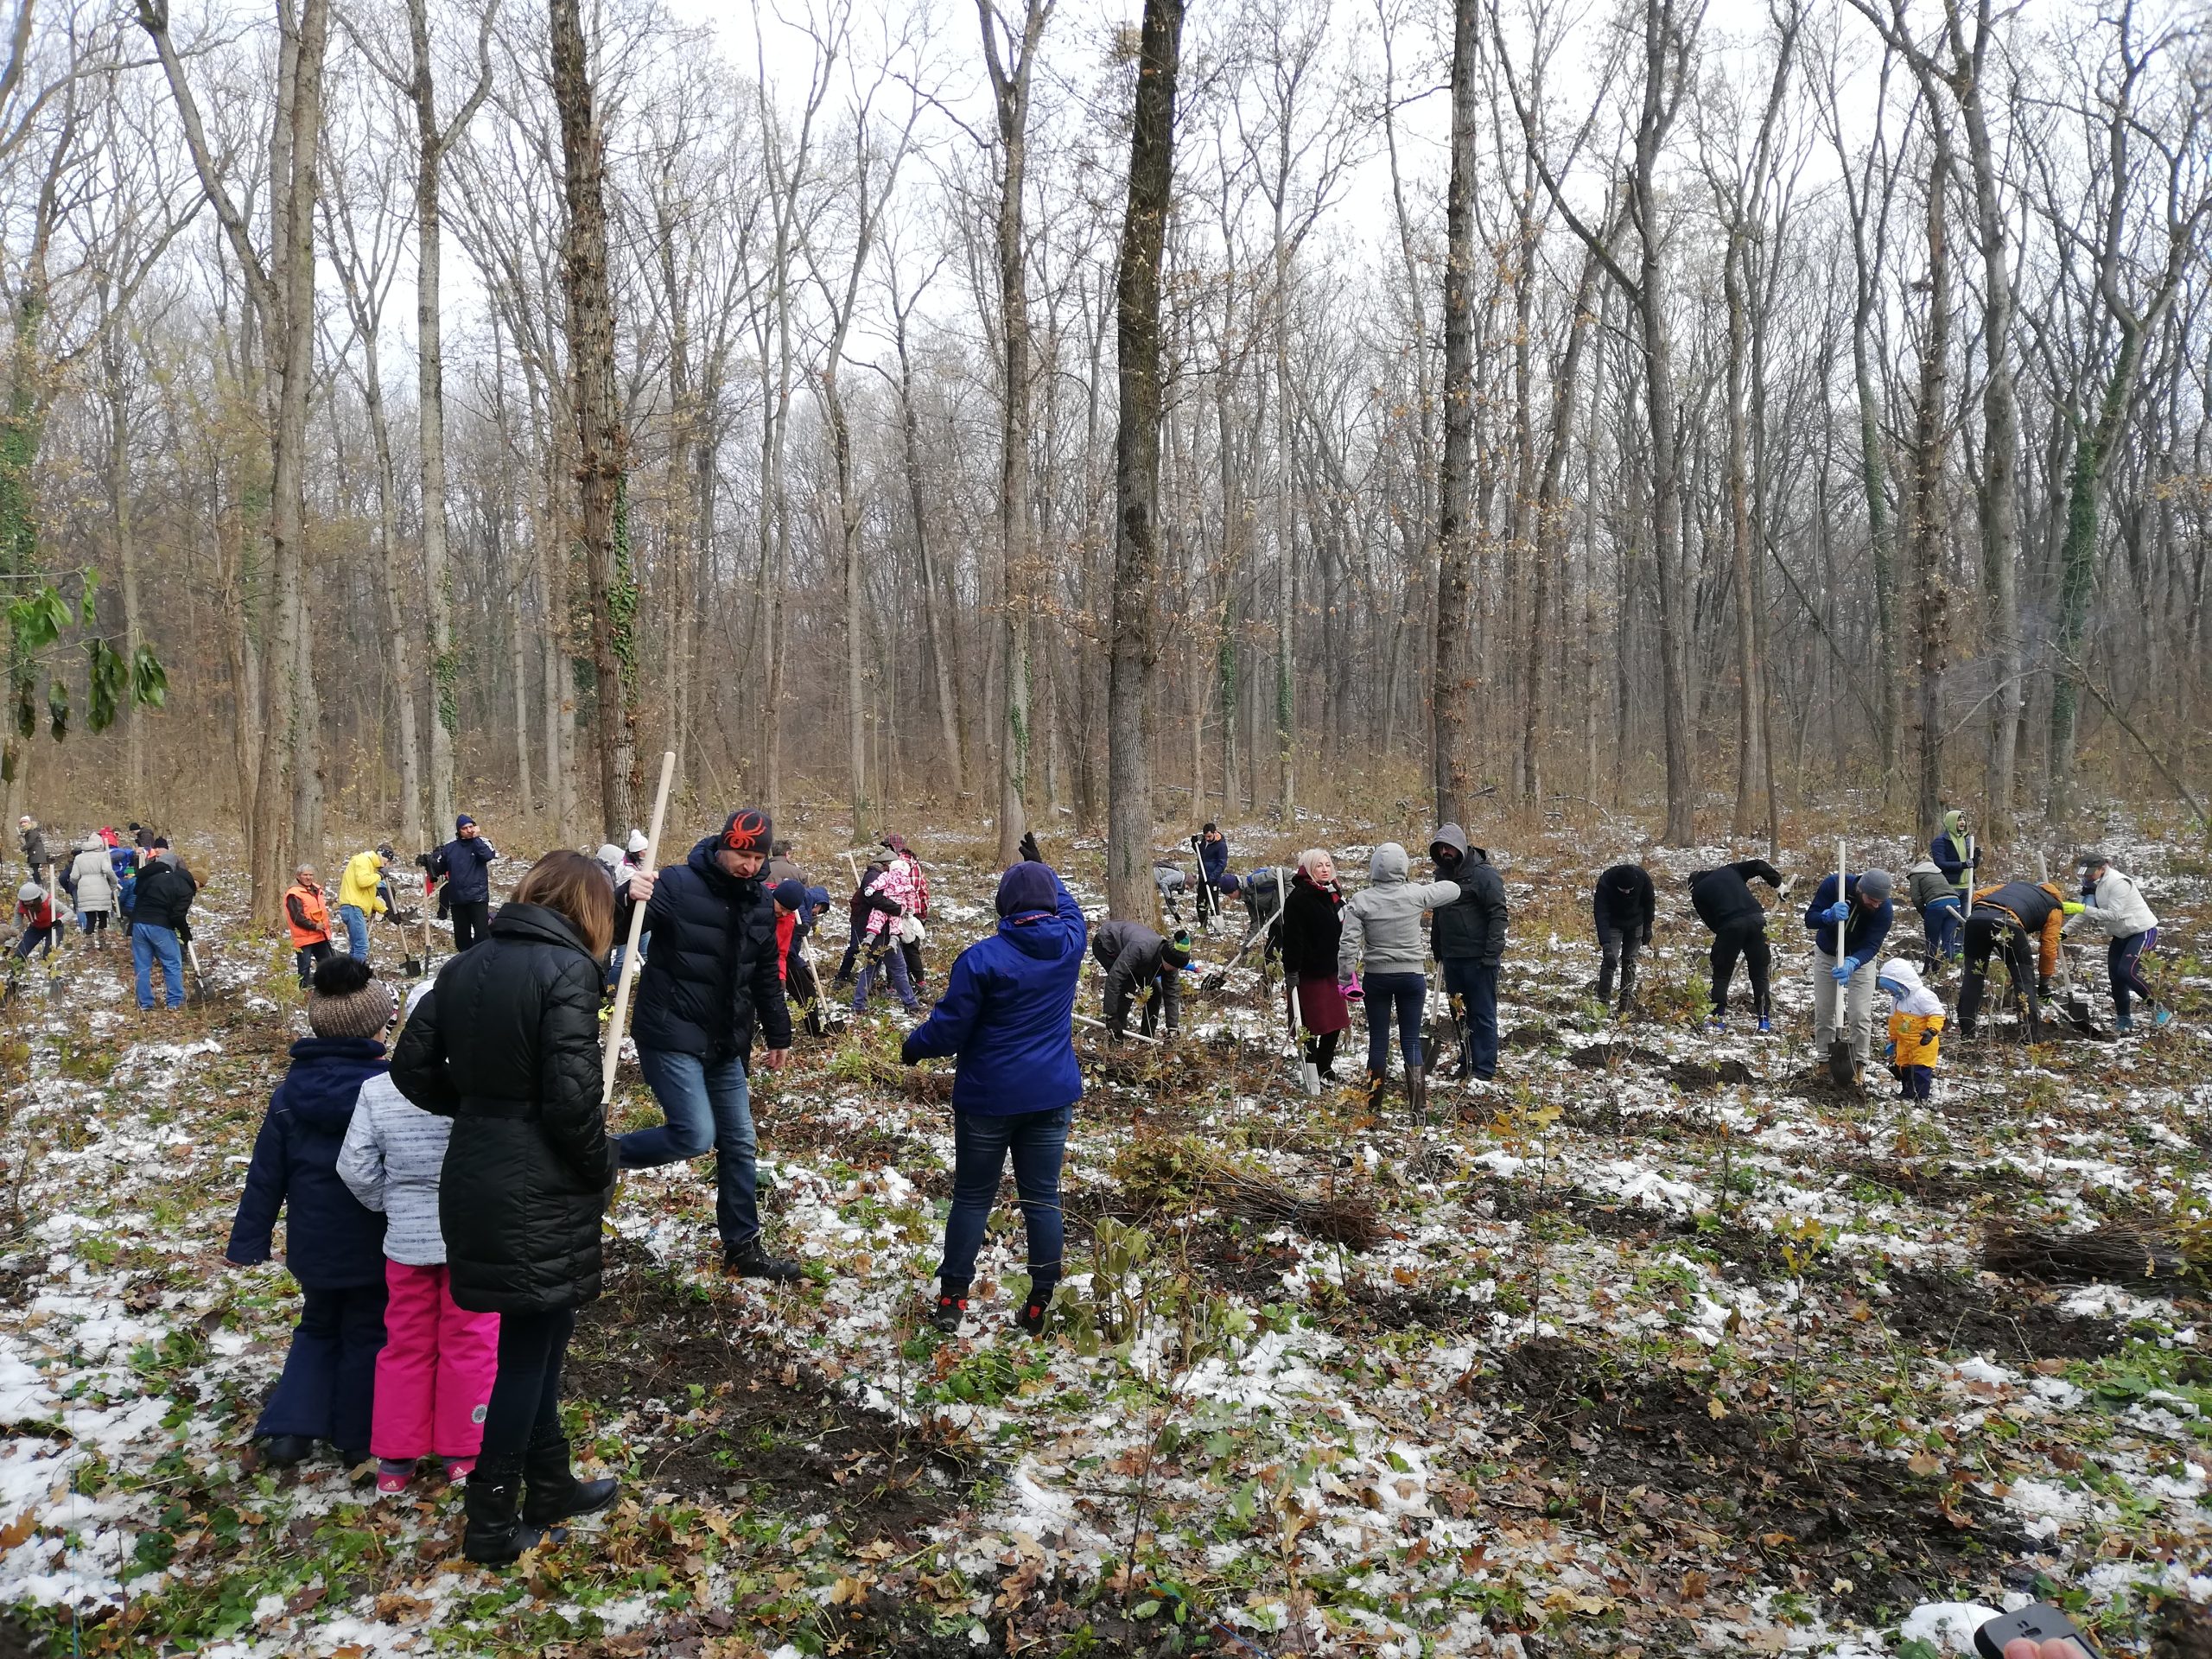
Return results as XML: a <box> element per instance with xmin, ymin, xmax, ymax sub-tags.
<box><xmin>1957</xmin><ymin>877</ymin><xmax>2078</xmax><ymax>1038</ymax></box>
<box><xmin>1592</xmin><ymin>861</ymin><xmax>1657</xmax><ymax>1012</ymax></box>
<box><xmin>903</xmin><ymin>834</ymin><xmax>1086</xmax><ymax>1336</ymax></box>
<box><xmin>225</xmin><ymin>956</ymin><xmax>397</xmax><ymax>1471</ymax></box>
<box><xmin>429</xmin><ymin>816</ymin><xmax>498</xmax><ymax>951</ymax></box>
<box><xmin>1931</xmin><ymin>810</ymin><xmax>1976</xmax><ymax>901</ymax></box>
<box><xmin>1688</xmin><ymin>859</ymin><xmax>1784</xmax><ymax>1032</ymax></box>
<box><xmin>1279</xmin><ymin>850</ymin><xmax>1349</xmax><ymax>1081</ymax></box>
<box><xmin>2075</xmin><ymin>852</ymin><xmax>2169</xmax><ymax>1032</ymax></box>
<box><xmin>1877</xmin><ymin>958</ymin><xmax>1945</xmax><ymax>1099</ymax></box>
<box><xmin>1428</xmin><ymin>826</ymin><xmax>1507</xmax><ymax>1081</ymax></box>
<box><xmin>1905</xmin><ymin>858</ymin><xmax>1962</xmax><ymax>966</ymax></box>
<box><xmin>391</xmin><ymin>852</ymin><xmax>623</xmax><ymax>1563</ymax></box>
<box><xmin>1094</xmin><ymin>919</ymin><xmax>1190</xmax><ymax>1039</ymax></box>
<box><xmin>1802</xmin><ymin>867</ymin><xmax>1895</xmax><ymax>1080</ymax></box>
<box><xmin>68</xmin><ymin>836</ymin><xmax>118</xmax><ymax>947</ymax></box>
<box><xmin>615</xmin><ymin>810</ymin><xmax>797</xmax><ymax>1281</ymax></box>
<box><xmin>338</xmin><ymin>844</ymin><xmax>394</xmax><ymax>963</ymax></box>
<box><xmin>1338</xmin><ymin>842</ymin><xmax>1460</xmax><ymax>1107</ymax></box>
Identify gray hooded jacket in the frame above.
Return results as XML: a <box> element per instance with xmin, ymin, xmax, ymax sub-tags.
<box><xmin>1338</xmin><ymin>843</ymin><xmax>1459</xmax><ymax>979</ymax></box>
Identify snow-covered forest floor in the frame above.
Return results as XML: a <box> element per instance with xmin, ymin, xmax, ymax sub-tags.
<box><xmin>4</xmin><ymin>810</ymin><xmax>2212</xmax><ymax>1657</ymax></box>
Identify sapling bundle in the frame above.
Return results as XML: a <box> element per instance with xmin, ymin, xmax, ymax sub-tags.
<box><xmin>1982</xmin><ymin>1223</ymin><xmax>2194</xmax><ymax>1287</ymax></box>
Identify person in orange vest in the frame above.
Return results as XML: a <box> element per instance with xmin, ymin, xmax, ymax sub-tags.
<box><xmin>286</xmin><ymin>865</ymin><xmax>335</xmax><ymax>990</ymax></box>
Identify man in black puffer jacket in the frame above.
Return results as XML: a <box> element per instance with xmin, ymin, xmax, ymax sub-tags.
<box><xmin>1689</xmin><ymin>858</ymin><xmax>1784</xmax><ymax>1032</ymax></box>
<box><xmin>1429</xmin><ymin>824</ymin><xmax>1507</xmax><ymax>1082</ymax></box>
<box><xmin>617</xmin><ymin>808</ymin><xmax>796</xmax><ymax>1281</ymax></box>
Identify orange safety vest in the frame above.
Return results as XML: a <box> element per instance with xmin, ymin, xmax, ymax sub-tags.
<box><xmin>284</xmin><ymin>881</ymin><xmax>332</xmax><ymax>947</ymax></box>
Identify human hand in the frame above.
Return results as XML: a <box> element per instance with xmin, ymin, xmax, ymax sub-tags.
<box><xmin>626</xmin><ymin>868</ymin><xmax>658</xmax><ymax>904</ymax></box>
<box><xmin>1019</xmin><ymin>830</ymin><xmax>1041</xmax><ymax>865</ymax></box>
<box><xmin>1640</xmin><ymin>930</ymin><xmax>1652</xmax><ymax>947</ymax></box>
<box><xmin>1829</xmin><ymin>962</ymin><xmax>1853</xmax><ymax>984</ymax></box>
<box><xmin>1824</xmin><ymin>900</ymin><xmax>1851</xmax><ymax>923</ymax></box>
<box><xmin>757</xmin><ymin>1047</ymin><xmax>790</xmax><ymax>1072</ymax></box>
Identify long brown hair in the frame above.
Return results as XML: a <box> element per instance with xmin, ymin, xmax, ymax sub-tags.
<box><xmin>512</xmin><ymin>849</ymin><xmax>615</xmax><ymax>960</ymax></box>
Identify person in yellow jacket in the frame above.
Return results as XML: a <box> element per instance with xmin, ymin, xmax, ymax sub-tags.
<box><xmin>336</xmin><ymin>843</ymin><xmax>394</xmax><ymax>963</ymax></box>
<box><xmin>1877</xmin><ymin>958</ymin><xmax>1944</xmax><ymax>1101</ymax></box>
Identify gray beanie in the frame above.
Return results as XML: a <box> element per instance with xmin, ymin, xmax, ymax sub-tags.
<box><xmin>1856</xmin><ymin>868</ymin><xmax>1894</xmax><ymax>905</ymax></box>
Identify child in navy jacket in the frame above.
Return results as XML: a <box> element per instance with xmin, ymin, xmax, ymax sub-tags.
<box><xmin>226</xmin><ymin>957</ymin><xmax>395</xmax><ymax>1468</ymax></box>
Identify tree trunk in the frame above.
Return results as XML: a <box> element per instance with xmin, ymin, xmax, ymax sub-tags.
<box><xmin>1906</xmin><ymin>109</ymin><xmax>1953</xmax><ymax>839</ymax></box>
<box><xmin>1105</xmin><ymin>0</ymin><xmax>1182</xmax><ymax>918</ymax></box>
<box><xmin>1432</xmin><ymin>0</ymin><xmax>1479</xmax><ymax>828</ymax></box>
<box><xmin>550</xmin><ymin>0</ymin><xmax>636</xmax><ymax>833</ymax></box>
<box><xmin>1722</xmin><ymin>232</ymin><xmax>1764</xmax><ymax>837</ymax></box>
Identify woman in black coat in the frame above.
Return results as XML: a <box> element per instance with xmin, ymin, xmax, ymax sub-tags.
<box><xmin>1278</xmin><ymin>849</ymin><xmax>1350</xmax><ymax>1080</ymax></box>
<box><xmin>391</xmin><ymin>850</ymin><xmax>620</xmax><ymax>1564</ymax></box>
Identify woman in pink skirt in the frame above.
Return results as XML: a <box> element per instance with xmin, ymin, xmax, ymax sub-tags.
<box><xmin>1279</xmin><ymin>849</ymin><xmax>1350</xmax><ymax>1081</ymax></box>
<box><xmin>337</xmin><ymin>982</ymin><xmax>499</xmax><ymax>1492</ymax></box>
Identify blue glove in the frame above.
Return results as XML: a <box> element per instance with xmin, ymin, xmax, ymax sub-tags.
<box><xmin>1829</xmin><ymin>961</ymin><xmax>1854</xmax><ymax>984</ymax></box>
<box><xmin>1823</xmin><ymin>900</ymin><xmax>1851</xmax><ymax>922</ymax></box>
<box><xmin>1885</xmin><ymin>1042</ymin><xmax>1897</xmax><ymax>1064</ymax></box>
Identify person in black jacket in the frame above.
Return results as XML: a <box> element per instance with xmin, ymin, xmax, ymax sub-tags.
<box><xmin>226</xmin><ymin>957</ymin><xmax>395</xmax><ymax>1470</ymax></box>
<box><xmin>391</xmin><ymin>850</ymin><xmax>621</xmax><ymax>1565</ymax></box>
<box><xmin>429</xmin><ymin>815</ymin><xmax>498</xmax><ymax>950</ymax></box>
<box><xmin>1592</xmin><ymin>861</ymin><xmax>1656</xmax><ymax>1012</ymax></box>
<box><xmin>1688</xmin><ymin>859</ymin><xmax>1784</xmax><ymax>1032</ymax></box>
<box><xmin>1279</xmin><ymin>850</ymin><xmax>1349</xmax><ymax>1080</ymax></box>
<box><xmin>616</xmin><ymin>808</ymin><xmax>797</xmax><ymax>1281</ymax></box>
<box><xmin>130</xmin><ymin>839</ymin><xmax>198</xmax><ymax>1010</ymax></box>
<box><xmin>1429</xmin><ymin>824</ymin><xmax>1507</xmax><ymax>1081</ymax></box>
<box><xmin>834</xmin><ymin>857</ymin><xmax>891</xmax><ymax>986</ymax></box>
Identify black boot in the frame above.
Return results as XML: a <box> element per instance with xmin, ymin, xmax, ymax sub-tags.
<box><xmin>521</xmin><ymin>1430</ymin><xmax>620</xmax><ymax>1529</ymax></box>
<box><xmin>462</xmin><ymin>1453</ymin><xmax>544</xmax><ymax>1566</ymax></box>
<box><xmin>724</xmin><ymin>1235</ymin><xmax>804</xmax><ymax>1283</ymax></box>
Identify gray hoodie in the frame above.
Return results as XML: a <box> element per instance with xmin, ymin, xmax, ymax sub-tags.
<box><xmin>1338</xmin><ymin>843</ymin><xmax>1459</xmax><ymax>979</ymax></box>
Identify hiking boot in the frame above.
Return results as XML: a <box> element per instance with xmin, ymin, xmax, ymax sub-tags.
<box><xmin>255</xmin><ymin>1433</ymin><xmax>314</xmax><ymax>1468</ymax></box>
<box><xmin>521</xmin><ymin>1431</ymin><xmax>620</xmax><ymax>1528</ymax></box>
<box><xmin>1756</xmin><ymin>1016</ymin><xmax>1771</xmax><ymax>1035</ymax></box>
<box><xmin>723</xmin><ymin>1237</ymin><xmax>803</xmax><ymax>1283</ymax></box>
<box><xmin>1014</xmin><ymin>1283</ymin><xmax>1056</xmax><ymax>1337</ymax></box>
<box><xmin>929</xmin><ymin>1285</ymin><xmax>969</xmax><ymax>1335</ymax></box>
<box><xmin>461</xmin><ymin>1454</ymin><xmax>546</xmax><ymax>1566</ymax></box>
<box><xmin>1406</xmin><ymin>1065</ymin><xmax>1427</xmax><ymax>1122</ymax></box>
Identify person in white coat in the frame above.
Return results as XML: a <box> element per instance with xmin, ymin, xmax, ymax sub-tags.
<box><xmin>2075</xmin><ymin>853</ymin><xmax>2169</xmax><ymax>1032</ymax></box>
<box><xmin>67</xmin><ymin>838</ymin><xmax>118</xmax><ymax>947</ymax></box>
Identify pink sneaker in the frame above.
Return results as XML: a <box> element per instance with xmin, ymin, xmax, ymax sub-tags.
<box><xmin>443</xmin><ymin>1459</ymin><xmax>474</xmax><ymax>1484</ymax></box>
<box><xmin>375</xmin><ymin>1459</ymin><xmax>412</xmax><ymax>1495</ymax></box>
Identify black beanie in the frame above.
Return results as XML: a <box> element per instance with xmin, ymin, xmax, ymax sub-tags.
<box><xmin>1161</xmin><ymin>932</ymin><xmax>1192</xmax><ymax>970</ymax></box>
<box><xmin>772</xmin><ymin>878</ymin><xmax>808</xmax><ymax>912</ymax></box>
<box><xmin>721</xmin><ymin>808</ymin><xmax>772</xmax><ymax>855</ymax></box>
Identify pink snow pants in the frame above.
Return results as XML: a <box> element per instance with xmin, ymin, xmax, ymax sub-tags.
<box><xmin>370</xmin><ymin>1261</ymin><xmax>499</xmax><ymax>1462</ymax></box>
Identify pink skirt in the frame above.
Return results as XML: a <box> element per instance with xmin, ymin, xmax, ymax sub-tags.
<box><xmin>1288</xmin><ymin>975</ymin><xmax>1349</xmax><ymax>1035</ymax></box>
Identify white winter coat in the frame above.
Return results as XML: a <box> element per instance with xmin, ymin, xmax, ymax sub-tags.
<box><xmin>68</xmin><ymin>844</ymin><xmax>116</xmax><ymax>912</ymax></box>
<box><xmin>2080</xmin><ymin>868</ymin><xmax>2157</xmax><ymax>938</ymax></box>
<box><xmin>336</xmin><ymin>1071</ymin><xmax>455</xmax><ymax>1266</ymax></box>
<box><xmin>1338</xmin><ymin>843</ymin><xmax>1459</xmax><ymax>980</ymax></box>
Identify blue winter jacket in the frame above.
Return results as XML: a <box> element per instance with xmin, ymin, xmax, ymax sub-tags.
<box><xmin>900</xmin><ymin>868</ymin><xmax>1086</xmax><ymax>1116</ymax></box>
<box><xmin>226</xmin><ymin>1038</ymin><xmax>390</xmax><ymax>1288</ymax></box>
<box><xmin>432</xmin><ymin>835</ymin><xmax>498</xmax><ymax>905</ymax></box>
<box><xmin>1802</xmin><ymin>874</ymin><xmax>1894</xmax><ymax>968</ymax></box>
<box><xmin>1198</xmin><ymin>836</ymin><xmax>1230</xmax><ymax>887</ymax></box>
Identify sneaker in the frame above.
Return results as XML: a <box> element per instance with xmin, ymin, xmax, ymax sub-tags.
<box><xmin>724</xmin><ymin>1238</ymin><xmax>804</xmax><ymax>1283</ymax></box>
<box><xmin>2116</xmin><ymin>1013</ymin><xmax>2133</xmax><ymax>1033</ymax></box>
<box><xmin>1707</xmin><ymin>1016</ymin><xmax>1726</xmax><ymax>1033</ymax></box>
<box><xmin>1014</xmin><ymin>1286</ymin><xmax>1055</xmax><ymax>1336</ymax></box>
<box><xmin>444</xmin><ymin>1459</ymin><xmax>475</xmax><ymax>1484</ymax></box>
<box><xmin>1756</xmin><ymin>1016</ymin><xmax>1771</xmax><ymax>1034</ymax></box>
<box><xmin>929</xmin><ymin>1289</ymin><xmax>969</xmax><ymax>1335</ymax></box>
<box><xmin>377</xmin><ymin>1459</ymin><xmax>412</xmax><ymax>1495</ymax></box>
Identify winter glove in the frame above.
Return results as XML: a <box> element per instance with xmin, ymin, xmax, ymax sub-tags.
<box><xmin>1640</xmin><ymin>929</ymin><xmax>1653</xmax><ymax>947</ymax></box>
<box><xmin>1919</xmin><ymin>1029</ymin><xmax>1936</xmax><ymax>1046</ymax></box>
<box><xmin>1823</xmin><ymin>900</ymin><xmax>1852</xmax><ymax>923</ymax></box>
<box><xmin>1339</xmin><ymin>976</ymin><xmax>1363</xmax><ymax>1004</ymax></box>
<box><xmin>2060</xmin><ymin>900</ymin><xmax>2086</xmax><ymax>916</ymax></box>
<box><xmin>1829</xmin><ymin>961</ymin><xmax>1854</xmax><ymax>985</ymax></box>
<box><xmin>1018</xmin><ymin>830</ymin><xmax>1041</xmax><ymax>865</ymax></box>
<box><xmin>899</xmin><ymin>1031</ymin><xmax>924</xmax><ymax>1066</ymax></box>
<box><xmin>1885</xmin><ymin>1042</ymin><xmax>1897</xmax><ymax>1065</ymax></box>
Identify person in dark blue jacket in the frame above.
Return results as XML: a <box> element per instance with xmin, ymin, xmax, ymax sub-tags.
<box><xmin>226</xmin><ymin>956</ymin><xmax>396</xmax><ymax>1469</ymax></box>
<box><xmin>1802</xmin><ymin>868</ymin><xmax>1894</xmax><ymax>1080</ymax></box>
<box><xmin>902</xmin><ymin>836</ymin><xmax>1084</xmax><ymax>1338</ymax></box>
<box><xmin>1192</xmin><ymin>823</ymin><xmax>1230</xmax><ymax>925</ymax></box>
<box><xmin>429</xmin><ymin>815</ymin><xmax>499</xmax><ymax>950</ymax></box>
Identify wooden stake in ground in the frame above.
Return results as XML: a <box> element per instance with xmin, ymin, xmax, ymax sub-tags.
<box><xmin>602</xmin><ymin>749</ymin><xmax>677</xmax><ymax>1103</ymax></box>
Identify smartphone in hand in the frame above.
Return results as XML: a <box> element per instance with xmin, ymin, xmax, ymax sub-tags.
<box><xmin>1974</xmin><ymin>1605</ymin><xmax>2102</xmax><ymax>1659</ymax></box>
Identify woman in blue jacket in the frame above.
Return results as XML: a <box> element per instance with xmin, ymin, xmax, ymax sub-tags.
<box><xmin>902</xmin><ymin>839</ymin><xmax>1085</xmax><ymax>1337</ymax></box>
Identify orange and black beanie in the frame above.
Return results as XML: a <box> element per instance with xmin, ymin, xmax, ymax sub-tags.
<box><xmin>721</xmin><ymin>809</ymin><xmax>773</xmax><ymax>855</ymax></box>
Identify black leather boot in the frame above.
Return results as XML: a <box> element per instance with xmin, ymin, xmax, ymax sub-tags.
<box><xmin>521</xmin><ymin>1430</ymin><xmax>620</xmax><ymax>1529</ymax></box>
<box><xmin>461</xmin><ymin>1453</ymin><xmax>543</xmax><ymax>1565</ymax></box>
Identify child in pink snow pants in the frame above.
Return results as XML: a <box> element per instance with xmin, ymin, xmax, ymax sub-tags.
<box><xmin>338</xmin><ymin>982</ymin><xmax>498</xmax><ymax>1491</ymax></box>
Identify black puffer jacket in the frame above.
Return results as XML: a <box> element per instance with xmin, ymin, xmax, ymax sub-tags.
<box><xmin>1594</xmin><ymin>864</ymin><xmax>1656</xmax><ymax>937</ymax></box>
<box><xmin>390</xmin><ymin>902</ymin><xmax>612</xmax><ymax>1316</ymax></box>
<box><xmin>132</xmin><ymin>856</ymin><xmax>198</xmax><ymax>930</ymax></box>
<box><xmin>1689</xmin><ymin>859</ymin><xmax>1783</xmax><ymax>932</ymax></box>
<box><xmin>630</xmin><ymin>837</ymin><xmax>792</xmax><ymax>1065</ymax></box>
<box><xmin>1429</xmin><ymin>824</ymin><xmax>1508</xmax><ymax>965</ymax></box>
<box><xmin>1278</xmin><ymin>869</ymin><xmax>1344</xmax><ymax>979</ymax></box>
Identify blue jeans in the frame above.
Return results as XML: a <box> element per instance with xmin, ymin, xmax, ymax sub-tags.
<box><xmin>1920</xmin><ymin>895</ymin><xmax>1961</xmax><ymax>957</ymax></box>
<box><xmin>133</xmin><ymin>922</ymin><xmax>184</xmax><ymax>1009</ymax></box>
<box><xmin>339</xmin><ymin>905</ymin><xmax>370</xmax><ymax>962</ymax></box>
<box><xmin>938</xmin><ymin>1105</ymin><xmax>1071</xmax><ymax>1290</ymax></box>
<box><xmin>1440</xmin><ymin>958</ymin><xmax>1497</xmax><ymax>1077</ymax></box>
<box><xmin>1362</xmin><ymin>971</ymin><xmax>1426</xmax><ymax>1075</ymax></box>
<box><xmin>853</xmin><ymin>934</ymin><xmax>917</xmax><ymax>1013</ymax></box>
<box><xmin>618</xmin><ymin>1047</ymin><xmax>760</xmax><ymax>1249</ymax></box>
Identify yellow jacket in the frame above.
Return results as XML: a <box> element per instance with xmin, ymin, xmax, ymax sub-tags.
<box><xmin>337</xmin><ymin>851</ymin><xmax>388</xmax><ymax>916</ymax></box>
<box><xmin>1887</xmin><ymin>1008</ymin><xmax>1944</xmax><ymax>1068</ymax></box>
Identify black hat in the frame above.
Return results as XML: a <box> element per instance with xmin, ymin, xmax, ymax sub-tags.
<box><xmin>1161</xmin><ymin>931</ymin><xmax>1192</xmax><ymax>970</ymax></box>
<box><xmin>772</xmin><ymin>878</ymin><xmax>808</xmax><ymax>912</ymax></box>
<box><xmin>721</xmin><ymin>808</ymin><xmax>773</xmax><ymax>855</ymax></box>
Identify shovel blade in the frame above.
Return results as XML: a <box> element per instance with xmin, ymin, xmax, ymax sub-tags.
<box><xmin>1827</xmin><ymin>1040</ymin><xmax>1855</xmax><ymax>1088</ymax></box>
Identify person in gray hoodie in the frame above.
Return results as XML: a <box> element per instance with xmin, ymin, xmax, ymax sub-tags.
<box><xmin>1337</xmin><ymin>842</ymin><xmax>1459</xmax><ymax>1107</ymax></box>
<box><xmin>1428</xmin><ymin>826</ymin><xmax>1506</xmax><ymax>1081</ymax></box>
